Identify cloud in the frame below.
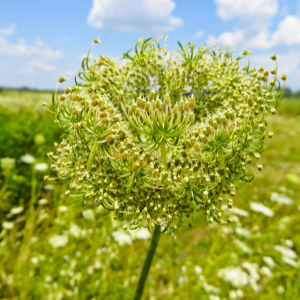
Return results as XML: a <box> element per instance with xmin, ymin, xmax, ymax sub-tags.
<box><xmin>29</xmin><ymin>60</ymin><xmax>56</xmax><ymax>71</ymax></box>
<box><xmin>214</xmin><ymin>0</ymin><xmax>278</xmax><ymax>33</ymax></box>
<box><xmin>271</xmin><ymin>16</ymin><xmax>300</xmax><ymax>46</ymax></box>
<box><xmin>195</xmin><ymin>30</ymin><xmax>204</xmax><ymax>39</ymax></box>
<box><xmin>215</xmin><ymin>0</ymin><xmax>278</xmax><ymax>21</ymax></box>
<box><xmin>87</xmin><ymin>0</ymin><xmax>183</xmax><ymax>34</ymax></box>
<box><xmin>0</xmin><ymin>24</ymin><xmax>16</xmax><ymax>36</ymax></box>
<box><xmin>207</xmin><ymin>15</ymin><xmax>300</xmax><ymax>49</ymax></box>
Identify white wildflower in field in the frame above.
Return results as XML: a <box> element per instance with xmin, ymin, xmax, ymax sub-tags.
<box><xmin>235</xmin><ymin>227</ymin><xmax>252</xmax><ymax>239</ymax></box>
<box><xmin>48</xmin><ymin>234</ymin><xmax>68</xmax><ymax>248</ymax></box>
<box><xmin>82</xmin><ymin>209</ymin><xmax>95</xmax><ymax>222</ymax></box>
<box><xmin>21</xmin><ymin>154</ymin><xmax>35</xmax><ymax>164</ymax></box>
<box><xmin>2</xmin><ymin>221</ymin><xmax>14</xmax><ymax>230</ymax></box>
<box><xmin>38</xmin><ymin>198</ymin><xmax>48</xmax><ymax>205</ymax></box>
<box><xmin>203</xmin><ymin>283</ymin><xmax>220</xmax><ymax>294</ymax></box>
<box><xmin>218</xmin><ymin>266</ymin><xmax>249</xmax><ymax>288</ymax></box>
<box><xmin>10</xmin><ymin>206</ymin><xmax>24</xmax><ymax>215</ymax></box>
<box><xmin>58</xmin><ymin>206</ymin><xmax>68</xmax><ymax>213</ymax></box>
<box><xmin>34</xmin><ymin>162</ymin><xmax>48</xmax><ymax>172</ymax></box>
<box><xmin>275</xmin><ymin>245</ymin><xmax>297</xmax><ymax>259</ymax></box>
<box><xmin>130</xmin><ymin>227</ymin><xmax>151</xmax><ymax>240</ymax></box>
<box><xmin>277</xmin><ymin>285</ymin><xmax>285</xmax><ymax>294</ymax></box>
<box><xmin>234</xmin><ymin>239</ymin><xmax>253</xmax><ymax>255</ymax></box>
<box><xmin>230</xmin><ymin>207</ymin><xmax>249</xmax><ymax>217</ymax></box>
<box><xmin>242</xmin><ymin>262</ymin><xmax>260</xmax><ymax>282</ymax></box>
<box><xmin>43</xmin><ymin>184</ymin><xmax>54</xmax><ymax>191</ymax></box>
<box><xmin>30</xmin><ymin>257</ymin><xmax>39</xmax><ymax>265</ymax></box>
<box><xmin>263</xmin><ymin>256</ymin><xmax>276</xmax><ymax>269</ymax></box>
<box><xmin>282</xmin><ymin>256</ymin><xmax>299</xmax><ymax>268</ymax></box>
<box><xmin>284</xmin><ymin>239</ymin><xmax>294</xmax><ymax>248</ymax></box>
<box><xmin>69</xmin><ymin>223</ymin><xmax>82</xmax><ymax>238</ymax></box>
<box><xmin>260</xmin><ymin>266</ymin><xmax>273</xmax><ymax>278</ymax></box>
<box><xmin>112</xmin><ymin>230</ymin><xmax>132</xmax><ymax>246</ymax></box>
<box><xmin>270</xmin><ymin>193</ymin><xmax>293</xmax><ymax>205</ymax></box>
<box><xmin>194</xmin><ymin>265</ymin><xmax>202</xmax><ymax>274</ymax></box>
<box><xmin>250</xmin><ymin>202</ymin><xmax>274</xmax><ymax>217</ymax></box>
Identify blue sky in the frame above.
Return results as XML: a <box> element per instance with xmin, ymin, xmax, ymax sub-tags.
<box><xmin>1</xmin><ymin>0</ymin><xmax>300</xmax><ymax>90</ymax></box>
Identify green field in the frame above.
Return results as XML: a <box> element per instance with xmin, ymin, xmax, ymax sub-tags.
<box><xmin>0</xmin><ymin>90</ymin><xmax>299</xmax><ymax>299</ymax></box>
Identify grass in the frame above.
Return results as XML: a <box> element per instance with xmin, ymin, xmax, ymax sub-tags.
<box><xmin>0</xmin><ymin>90</ymin><xmax>299</xmax><ymax>299</ymax></box>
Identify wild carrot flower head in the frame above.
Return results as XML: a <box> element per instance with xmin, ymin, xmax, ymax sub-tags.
<box><xmin>46</xmin><ymin>37</ymin><xmax>285</xmax><ymax>238</ymax></box>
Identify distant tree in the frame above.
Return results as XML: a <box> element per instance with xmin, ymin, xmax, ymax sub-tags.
<box><xmin>283</xmin><ymin>87</ymin><xmax>292</xmax><ymax>98</ymax></box>
<box><xmin>293</xmin><ymin>90</ymin><xmax>300</xmax><ymax>98</ymax></box>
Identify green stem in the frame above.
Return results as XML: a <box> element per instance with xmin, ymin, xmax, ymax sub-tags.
<box><xmin>160</xmin><ymin>139</ymin><xmax>167</xmax><ymax>168</ymax></box>
<box><xmin>87</xmin><ymin>142</ymin><xmax>98</xmax><ymax>171</ymax></box>
<box><xmin>134</xmin><ymin>225</ymin><xmax>161</xmax><ymax>300</ymax></box>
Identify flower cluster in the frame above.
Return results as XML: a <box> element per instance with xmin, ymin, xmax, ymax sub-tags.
<box><xmin>45</xmin><ymin>37</ymin><xmax>286</xmax><ymax>237</ymax></box>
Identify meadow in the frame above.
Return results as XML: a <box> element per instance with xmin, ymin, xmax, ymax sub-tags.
<box><xmin>0</xmin><ymin>89</ymin><xmax>299</xmax><ymax>300</ymax></box>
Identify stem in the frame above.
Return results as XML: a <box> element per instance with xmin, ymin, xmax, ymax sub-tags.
<box><xmin>87</xmin><ymin>142</ymin><xmax>98</xmax><ymax>171</ymax></box>
<box><xmin>134</xmin><ymin>225</ymin><xmax>161</xmax><ymax>300</ymax></box>
<box><xmin>160</xmin><ymin>139</ymin><xmax>167</xmax><ymax>168</ymax></box>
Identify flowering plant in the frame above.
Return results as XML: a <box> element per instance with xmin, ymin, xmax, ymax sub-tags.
<box><xmin>45</xmin><ymin>36</ymin><xmax>285</xmax><ymax>299</ymax></box>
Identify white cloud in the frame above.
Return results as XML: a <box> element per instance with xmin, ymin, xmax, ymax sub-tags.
<box><xmin>195</xmin><ymin>30</ymin><xmax>204</xmax><ymax>39</ymax></box>
<box><xmin>29</xmin><ymin>60</ymin><xmax>56</xmax><ymax>71</ymax></box>
<box><xmin>215</xmin><ymin>0</ymin><xmax>278</xmax><ymax>21</ymax></box>
<box><xmin>271</xmin><ymin>16</ymin><xmax>300</xmax><ymax>46</ymax></box>
<box><xmin>207</xmin><ymin>15</ymin><xmax>300</xmax><ymax>49</ymax></box>
<box><xmin>0</xmin><ymin>24</ymin><xmax>16</xmax><ymax>36</ymax></box>
<box><xmin>87</xmin><ymin>0</ymin><xmax>183</xmax><ymax>34</ymax></box>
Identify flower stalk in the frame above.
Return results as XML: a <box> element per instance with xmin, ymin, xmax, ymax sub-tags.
<box><xmin>134</xmin><ymin>224</ymin><xmax>161</xmax><ymax>300</ymax></box>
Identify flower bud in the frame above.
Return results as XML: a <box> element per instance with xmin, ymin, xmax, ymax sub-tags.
<box><xmin>179</xmin><ymin>100</ymin><xmax>184</xmax><ymax>111</ymax></box>
<box><xmin>58</xmin><ymin>76</ymin><xmax>66</xmax><ymax>83</ymax></box>
<box><xmin>270</xmin><ymin>54</ymin><xmax>277</xmax><ymax>61</ymax></box>
<box><xmin>165</xmin><ymin>94</ymin><xmax>170</xmax><ymax>105</ymax></box>
<box><xmin>257</xmin><ymin>164</ymin><xmax>263</xmax><ymax>171</ymax></box>
<box><xmin>189</xmin><ymin>96</ymin><xmax>195</xmax><ymax>108</ymax></box>
<box><xmin>270</xmin><ymin>69</ymin><xmax>276</xmax><ymax>75</ymax></box>
<box><xmin>149</xmin><ymin>89</ymin><xmax>156</xmax><ymax>101</ymax></box>
<box><xmin>268</xmin><ymin>132</ymin><xmax>273</xmax><ymax>139</ymax></box>
<box><xmin>94</xmin><ymin>38</ymin><xmax>101</xmax><ymax>43</ymax></box>
<box><xmin>189</xmin><ymin>113</ymin><xmax>195</xmax><ymax>123</ymax></box>
<box><xmin>270</xmin><ymin>108</ymin><xmax>277</xmax><ymax>115</ymax></box>
<box><xmin>118</xmin><ymin>91</ymin><xmax>124</xmax><ymax>102</ymax></box>
<box><xmin>280</xmin><ymin>74</ymin><xmax>287</xmax><ymax>81</ymax></box>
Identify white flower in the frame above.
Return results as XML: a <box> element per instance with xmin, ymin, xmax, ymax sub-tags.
<box><xmin>277</xmin><ymin>285</ymin><xmax>285</xmax><ymax>294</ymax></box>
<box><xmin>10</xmin><ymin>206</ymin><xmax>24</xmax><ymax>215</ymax></box>
<box><xmin>112</xmin><ymin>230</ymin><xmax>132</xmax><ymax>246</ymax></box>
<box><xmin>235</xmin><ymin>227</ymin><xmax>252</xmax><ymax>239</ymax></box>
<box><xmin>263</xmin><ymin>256</ymin><xmax>276</xmax><ymax>269</ymax></box>
<box><xmin>218</xmin><ymin>266</ymin><xmax>249</xmax><ymax>288</ymax></box>
<box><xmin>230</xmin><ymin>207</ymin><xmax>249</xmax><ymax>217</ymax></box>
<box><xmin>282</xmin><ymin>256</ymin><xmax>299</xmax><ymax>268</ymax></box>
<box><xmin>270</xmin><ymin>193</ymin><xmax>293</xmax><ymax>205</ymax></box>
<box><xmin>284</xmin><ymin>239</ymin><xmax>294</xmax><ymax>248</ymax></box>
<box><xmin>38</xmin><ymin>198</ymin><xmax>48</xmax><ymax>205</ymax></box>
<box><xmin>261</xmin><ymin>266</ymin><xmax>273</xmax><ymax>278</ymax></box>
<box><xmin>229</xmin><ymin>290</ymin><xmax>237</xmax><ymax>299</ymax></box>
<box><xmin>242</xmin><ymin>262</ymin><xmax>260</xmax><ymax>281</ymax></box>
<box><xmin>129</xmin><ymin>227</ymin><xmax>151</xmax><ymax>240</ymax></box>
<box><xmin>250</xmin><ymin>202</ymin><xmax>274</xmax><ymax>217</ymax></box>
<box><xmin>44</xmin><ymin>184</ymin><xmax>54</xmax><ymax>191</ymax></box>
<box><xmin>34</xmin><ymin>162</ymin><xmax>48</xmax><ymax>172</ymax></box>
<box><xmin>203</xmin><ymin>283</ymin><xmax>220</xmax><ymax>294</ymax></box>
<box><xmin>180</xmin><ymin>265</ymin><xmax>187</xmax><ymax>273</ymax></box>
<box><xmin>82</xmin><ymin>209</ymin><xmax>95</xmax><ymax>222</ymax></box>
<box><xmin>58</xmin><ymin>206</ymin><xmax>68</xmax><ymax>213</ymax></box>
<box><xmin>2</xmin><ymin>221</ymin><xmax>14</xmax><ymax>230</ymax></box>
<box><xmin>21</xmin><ymin>154</ymin><xmax>35</xmax><ymax>164</ymax></box>
<box><xmin>234</xmin><ymin>239</ymin><xmax>253</xmax><ymax>254</ymax></box>
<box><xmin>194</xmin><ymin>265</ymin><xmax>202</xmax><ymax>274</ymax></box>
<box><xmin>48</xmin><ymin>234</ymin><xmax>68</xmax><ymax>248</ymax></box>
<box><xmin>275</xmin><ymin>245</ymin><xmax>297</xmax><ymax>259</ymax></box>
<box><xmin>30</xmin><ymin>257</ymin><xmax>39</xmax><ymax>265</ymax></box>
<box><xmin>69</xmin><ymin>223</ymin><xmax>82</xmax><ymax>238</ymax></box>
